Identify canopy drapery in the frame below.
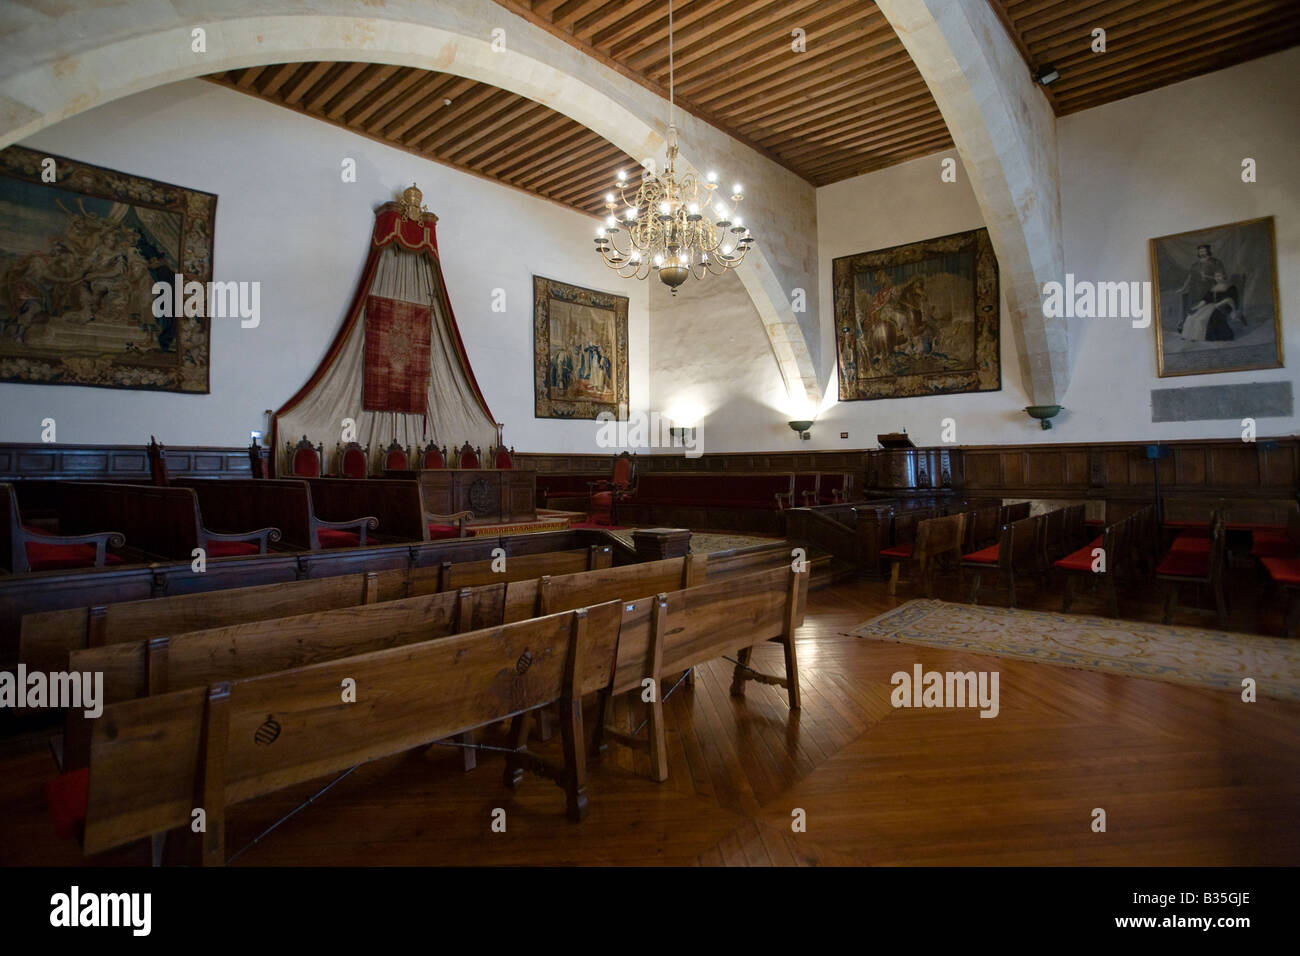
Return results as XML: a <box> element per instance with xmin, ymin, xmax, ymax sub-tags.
<box><xmin>272</xmin><ymin>201</ymin><xmax>498</xmax><ymax>475</ymax></box>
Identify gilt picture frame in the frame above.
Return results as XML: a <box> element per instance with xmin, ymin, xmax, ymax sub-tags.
<box><xmin>1150</xmin><ymin>216</ymin><xmax>1282</xmax><ymax>378</ymax></box>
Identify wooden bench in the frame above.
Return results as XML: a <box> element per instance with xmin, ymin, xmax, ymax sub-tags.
<box><xmin>175</xmin><ymin>479</ymin><xmax>377</xmax><ymax>551</ymax></box>
<box><xmin>306</xmin><ymin>477</ymin><xmax>475</xmax><ymax>542</ymax></box>
<box><xmin>78</xmin><ymin>602</ymin><xmax>621</xmax><ymax>862</ymax></box>
<box><xmin>591</xmin><ymin>564</ymin><xmax>807</xmax><ymax>781</ymax></box>
<box><xmin>71</xmin><ymin>562</ymin><xmax>804</xmax><ymax>863</ymax></box>
<box><xmin>1</xmin><ymin>482</ymin><xmax>125</xmax><ymax>574</ymax></box>
<box><xmin>57</xmin><ymin>482</ymin><xmax>278</xmax><ymax>561</ymax></box>
<box><xmin>20</xmin><ymin>545</ymin><xmax>615</xmax><ymax>676</ymax></box>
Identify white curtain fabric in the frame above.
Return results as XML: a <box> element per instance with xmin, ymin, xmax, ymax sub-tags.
<box><xmin>275</xmin><ymin>244</ymin><xmax>498</xmax><ymax>475</ymax></box>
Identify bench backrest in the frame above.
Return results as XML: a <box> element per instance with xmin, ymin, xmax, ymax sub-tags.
<box><xmin>59</xmin><ymin>482</ymin><xmax>202</xmax><ymax>559</ymax></box>
<box><xmin>307</xmin><ymin>477</ymin><xmax>427</xmax><ymax>541</ymax></box>
<box><xmin>83</xmin><ymin>600</ymin><xmax>623</xmax><ymax>856</ymax></box>
<box><xmin>21</xmin><ymin>546</ymin><xmax>613</xmax><ymax>674</ymax></box>
<box><xmin>175</xmin><ymin>479</ymin><xmax>313</xmax><ymax>547</ymax></box>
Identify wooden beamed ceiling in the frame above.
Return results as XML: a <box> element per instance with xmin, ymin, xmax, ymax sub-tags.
<box><xmin>988</xmin><ymin>0</ymin><xmax>1300</xmax><ymax>114</ymax></box>
<box><xmin>207</xmin><ymin>1</ymin><xmax>1297</xmax><ymax>217</ymax></box>
<box><xmin>207</xmin><ymin>63</ymin><xmax>639</xmax><ymax>217</ymax></box>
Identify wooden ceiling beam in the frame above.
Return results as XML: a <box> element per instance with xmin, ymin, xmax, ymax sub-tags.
<box><xmin>324</xmin><ymin>64</ymin><xmax>398</xmax><ymax>119</ymax></box>
<box><xmin>740</xmin><ymin>77</ymin><xmax>933</xmax><ymax>140</ymax></box>
<box><xmin>305</xmin><ymin>61</ymin><xmax>368</xmax><ymax>113</ymax></box>
<box><xmin>722</xmin><ymin>50</ymin><xmax>918</xmax><ymax>123</ymax></box>
<box><xmin>418</xmin><ymin>94</ymin><xmax>540</xmax><ymax>157</ymax></box>
<box><xmin>377</xmin><ymin>75</ymin><xmax>474</xmax><ymax>139</ymax></box>
<box><xmin>343</xmin><ymin>68</ymin><xmax>428</xmax><ymax>127</ymax></box>
<box><xmin>281</xmin><ymin>61</ymin><xmax>333</xmax><ymax>106</ymax></box>
<box><xmin>256</xmin><ymin>63</ymin><xmax>298</xmax><ymax>99</ymax></box>
<box><xmin>398</xmin><ymin>83</ymin><xmax>504</xmax><ymax>148</ymax></box>
<box><xmin>447</xmin><ymin>103</ymin><xmax>560</xmax><ymax>167</ymax></box>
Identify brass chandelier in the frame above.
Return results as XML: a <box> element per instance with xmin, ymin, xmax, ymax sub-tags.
<box><xmin>594</xmin><ymin>0</ymin><xmax>754</xmax><ymax>295</ymax></box>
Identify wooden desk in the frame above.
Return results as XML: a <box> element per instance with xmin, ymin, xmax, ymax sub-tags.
<box><xmin>395</xmin><ymin>469</ymin><xmax>537</xmax><ymax>523</ymax></box>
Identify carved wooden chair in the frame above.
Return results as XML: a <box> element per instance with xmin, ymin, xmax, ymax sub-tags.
<box><xmin>425</xmin><ymin>508</ymin><xmax>475</xmax><ymax>540</ymax></box>
<box><xmin>494</xmin><ymin>445</ymin><xmax>515</xmax><ymax>469</ymax></box>
<box><xmin>456</xmin><ymin>442</ymin><xmax>481</xmax><ymax>469</ymax></box>
<box><xmin>338</xmin><ymin>442</ymin><xmax>369</xmax><ymax>479</ymax></box>
<box><xmin>962</xmin><ymin>514</ymin><xmax>1042</xmax><ymax>607</ymax></box>
<box><xmin>146</xmin><ymin>436</ymin><xmax>168</xmax><ymax>486</ymax></box>
<box><xmin>383</xmin><ymin>439</ymin><xmax>410</xmax><ymax>472</ymax></box>
<box><xmin>1</xmin><ymin>482</ymin><xmax>126</xmax><ymax>573</ymax></box>
<box><xmin>287</xmin><ymin>436</ymin><xmax>324</xmax><ymax>478</ymax></box>
<box><xmin>1157</xmin><ymin>509</ymin><xmax>1227</xmax><ymax>625</ymax></box>
<box><xmin>421</xmin><ymin>442</ymin><xmax>449</xmax><ymax>469</ymax></box>
<box><xmin>1056</xmin><ymin>518</ymin><xmax>1123</xmax><ymax>618</ymax></box>
<box><xmin>588</xmin><ymin>452</ymin><xmax>634</xmax><ymax>526</ymax></box>
<box><xmin>884</xmin><ymin>513</ymin><xmax>966</xmax><ymax>597</ymax></box>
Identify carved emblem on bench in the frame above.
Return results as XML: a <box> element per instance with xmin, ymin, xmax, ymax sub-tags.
<box><xmin>254</xmin><ymin>714</ymin><xmax>281</xmax><ymax>745</ymax></box>
<box><xmin>468</xmin><ymin>477</ymin><xmax>494</xmax><ymax>517</ymax></box>
<box><xmin>515</xmin><ymin>648</ymin><xmax>533</xmax><ymax>675</ymax></box>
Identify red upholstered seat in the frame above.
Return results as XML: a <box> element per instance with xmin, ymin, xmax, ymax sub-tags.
<box><xmin>317</xmin><ymin>528</ymin><xmax>361</xmax><ymax>548</ymax></box>
<box><xmin>47</xmin><ymin>767</ymin><xmax>89</xmax><ymax>839</ymax></box>
<box><xmin>1252</xmin><ymin>530</ymin><xmax>1298</xmax><ymax>559</ymax></box>
<box><xmin>880</xmin><ymin>544</ymin><xmax>913</xmax><ymax>559</ymax></box>
<box><xmin>204</xmin><ymin>539</ymin><xmax>261</xmax><ymax>558</ymax></box>
<box><xmin>1170</xmin><ymin>533</ymin><xmax>1212</xmax><ymax>553</ymax></box>
<box><xmin>1261</xmin><ymin>557</ymin><xmax>1300</xmax><ymax>585</ymax></box>
<box><xmin>428</xmin><ymin>523</ymin><xmax>475</xmax><ymax>540</ymax></box>
<box><xmin>1054</xmin><ymin>535</ymin><xmax>1104</xmax><ymax>572</ymax></box>
<box><xmin>962</xmin><ymin>543</ymin><xmax>1000</xmax><ymax>565</ymax></box>
<box><xmin>24</xmin><ymin>539</ymin><xmax>125</xmax><ymax>572</ymax></box>
<box><xmin>1156</xmin><ymin>549</ymin><xmax>1210</xmax><ymax>578</ymax></box>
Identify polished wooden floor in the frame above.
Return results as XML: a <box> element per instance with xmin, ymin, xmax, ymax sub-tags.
<box><xmin>3</xmin><ymin>569</ymin><xmax>1297</xmax><ymax>866</ymax></box>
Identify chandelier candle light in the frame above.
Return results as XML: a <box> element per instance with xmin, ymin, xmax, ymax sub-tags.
<box><xmin>593</xmin><ymin>0</ymin><xmax>755</xmax><ymax>294</ymax></box>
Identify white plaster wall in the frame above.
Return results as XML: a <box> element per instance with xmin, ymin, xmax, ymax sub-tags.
<box><xmin>1</xmin><ymin>80</ymin><xmax>649</xmax><ymax>452</ymax></box>
<box><xmin>1058</xmin><ymin>46</ymin><xmax>1299</xmax><ymax>442</ymax></box>
<box><xmin>801</xmin><ymin>48</ymin><xmax>1299</xmax><ymax>450</ymax></box>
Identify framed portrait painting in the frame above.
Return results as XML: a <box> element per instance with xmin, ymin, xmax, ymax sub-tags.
<box><xmin>533</xmin><ymin>275</ymin><xmax>628</xmax><ymax>419</ymax></box>
<box><xmin>0</xmin><ymin>145</ymin><xmax>216</xmax><ymax>393</ymax></box>
<box><xmin>1150</xmin><ymin>216</ymin><xmax>1282</xmax><ymax>377</ymax></box>
<box><xmin>832</xmin><ymin>227</ymin><xmax>1000</xmax><ymax>401</ymax></box>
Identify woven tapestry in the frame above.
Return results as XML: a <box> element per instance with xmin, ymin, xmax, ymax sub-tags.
<box><xmin>533</xmin><ymin>275</ymin><xmax>628</xmax><ymax>420</ymax></box>
<box><xmin>363</xmin><ymin>294</ymin><xmax>431</xmax><ymax>414</ymax></box>
<box><xmin>0</xmin><ymin>145</ymin><xmax>216</xmax><ymax>393</ymax></box>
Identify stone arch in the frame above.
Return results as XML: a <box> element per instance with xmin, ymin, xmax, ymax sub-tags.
<box><xmin>0</xmin><ymin>3</ymin><xmax>821</xmax><ymax>407</ymax></box>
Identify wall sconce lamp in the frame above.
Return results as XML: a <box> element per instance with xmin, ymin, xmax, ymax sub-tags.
<box><xmin>667</xmin><ymin>426</ymin><xmax>697</xmax><ymax>442</ymax></box>
<box><xmin>788</xmin><ymin>420</ymin><xmax>814</xmax><ymax>441</ymax></box>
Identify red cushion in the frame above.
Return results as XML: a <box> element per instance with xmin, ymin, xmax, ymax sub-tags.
<box><xmin>1156</xmin><ymin>549</ymin><xmax>1209</xmax><ymax>578</ymax></box>
<box><xmin>25</xmin><ymin>541</ymin><xmax>125</xmax><ymax>572</ymax></box>
<box><xmin>962</xmin><ymin>543</ymin><xmax>1000</xmax><ymax>565</ymax></box>
<box><xmin>1054</xmin><ymin>535</ymin><xmax>1105</xmax><ymax>572</ymax></box>
<box><xmin>204</xmin><ymin>539</ymin><xmax>261</xmax><ymax>557</ymax></box>
<box><xmin>1170</xmin><ymin>534</ymin><xmax>1212</xmax><ymax>553</ymax></box>
<box><xmin>880</xmin><ymin>544</ymin><xmax>913</xmax><ymax>559</ymax></box>
<box><xmin>317</xmin><ymin>528</ymin><xmax>361</xmax><ymax>548</ymax></box>
<box><xmin>47</xmin><ymin>767</ymin><xmax>89</xmax><ymax>839</ymax></box>
<box><xmin>1261</xmin><ymin>557</ymin><xmax>1300</xmax><ymax>586</ymax></box>
<box><xmin>1251</xmin><ymin>530</ymin><xmax>1297</xmax><ymax>559</ymax></box>
<box><xmin>428</xmin><ymin>523</ymin><xmax>475</xmax><ymax>540</ymax></box>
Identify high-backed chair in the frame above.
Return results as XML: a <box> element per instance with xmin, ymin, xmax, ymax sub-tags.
<box><xmin>883</xmin><ymin>513</ymin><xmax>967</xmax><ymax>597</ymax></box>
<box><xmin>383</xmin><ymin>439</ymin><xmax>409</xmax><ymax>472</ymax></box>
<box><xmin>146</xmin><ymin>436</ymin><xmax>168</xmax><ymax>486</ymax></box>
<box><xmin>1000</xmin><ymin>501</ymin><xmax>1031</xmax><ymax>525</ymax></box>
<box><xmin>1</xmin><ymin>483</ymin><xmax>126</xmax><ymax>573</ymax></box>
<box><xmin>421</xmin><ymin>442</ymin><xmax>448</xmax><ymax>470</ymax></box>
<box><xmin>457</xmin><ymin>442</ymin><xmax>481</xmax><ymax>469</ymax></box>
<box><xmin>287</xmin><ymin>436</ymin><xmax>324</xmax><ymax>478</ymax></box>
<box><xmin>338</xmin><ymin>442</ymin><xmax>369</xmax><ymax>479</ymax></box>
<box><xmin>587</xmin><ymin>452</ymin><xmax>634</xmax><ymax>526</ymax></box>
<box><xmin>962</xmin><ymin>514</ymin><xmax>1042</xmax><ymax>607</ymax></box>
<box><xmin>1157</xmin><ymin>510</ymin><xmax>1227</xmax><ymax>625</ymax></box>
<box><xmin>494</xmin><ymin>445</ymin><xmax>515</xmax><ymax>469</ymax></box>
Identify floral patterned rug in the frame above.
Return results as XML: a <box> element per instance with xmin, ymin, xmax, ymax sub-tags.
<box><xmin>850</xmin><ymin>600</ymin><xmax>1300</xmax><ymax>701</ymax></box>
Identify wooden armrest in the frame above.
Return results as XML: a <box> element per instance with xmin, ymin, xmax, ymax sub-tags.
<box><xmin>203</xmin><ymin>527</ymin><xmax>281</xmax><ymax>555</ymax></box>
<box><xmin>21</xmin><ymin>529</ymin><xmax>126</xmax><ymax>568</ymax></box>
<box><xmin>426</xmin><ymin>511</ymin><xmax>474</xmax><ymax>522</ymax></box>
<box><xmin>316</xmin><ymin>515</ymin><xmax>379</xmax><ymax>546</ymax></box>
